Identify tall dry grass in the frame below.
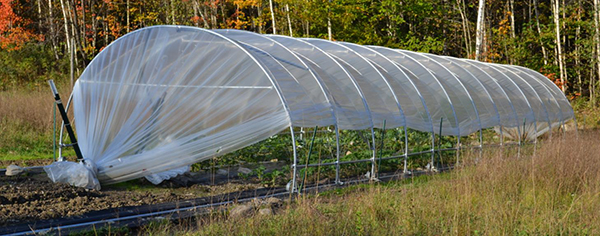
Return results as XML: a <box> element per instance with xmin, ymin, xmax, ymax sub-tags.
<box><xmin>140</xmin><ymin>131</ymin><xmax>600</xmax><ymax>235</ymax></box>
<box><xmin>0</xmin><ymin>84</ymin><xmax>72</xmax><ymax>161</ymax></box>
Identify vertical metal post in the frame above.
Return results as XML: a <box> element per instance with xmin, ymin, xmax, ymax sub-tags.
<box><xmin>456</xmin><ymin>136</ymin><xmax>461</xmax><ymax>166</ymax></box>
<box><xmin>500</xmin><ymin>125</ymin><xmax>504</xmax><ymax>147</ymax></box>
<box><xmin>48</xmin><ymin>80</ymin><xmax>84</xmax><ymax>161</ymax></box>
<box><xmin>519</xmin><ymin>118</ymin><xmax>526</xmax><ymax>158</ymax></box>
<box><xmin>300</xmin><ymin>126</ymin><xmax>318</xmax><ymax>193</ymax></box>
<box><xmin>479</xmin><ymin>122</ymin><xmax>483</xmax><ymax>154</ymax></box>
<box><xmin>58</xmin><ymin>94</ymin><xmax>74</xmax><ymax>161</ymax></box>
<box><xmin>435</xmin><ymin>118</ymin><xmax>443</xmax><ymax>170</ymax></box>
<box><xmin>478</xmin><ymin>125</ymin><xmax>483</xmax><ymax>161</ymax></box>
<box><xmin>376</xmin><ymin>120</ymin><xmax>386</xmax><ymax>178</ymax></box>
<box><xmin>290</xmin><ymin>126</ymin><xmax>298</xmax><ymax>193</ymax></box>
<box><xmin>430</xmin><ymin>132</ymin><xmax>435</xmax><ymax>171</ymax></box>
<box><xmin>370</xmin><ymin>127</ymin><xmax>377</xmax><ymax>180</ymax></box>
<box><xmin>533</xmin><ymin>122</ymin><xmax>538</xmax><ymax>157</ymax></box>
<box><xmin>335</xmin><ymin>125</ymin><xmax>342</xmax><ymax>185</ymax></box>
<box><xmin>402</xmin><ymin>126</ymin><xmax>409</xmax><ymax>174</ymax></box>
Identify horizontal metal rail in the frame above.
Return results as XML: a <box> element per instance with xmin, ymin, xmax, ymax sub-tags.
<box><xmin>293</xmin><ymin>140</ymin><xmax>537</xmax><ymax>170</ymax></box>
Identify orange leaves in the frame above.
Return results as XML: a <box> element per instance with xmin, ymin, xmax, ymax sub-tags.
<box><xmin>225</xmin><ymin>10</ymin><xmax>249</xmax><ymax>29</ymax></box>
<box><xmin>231</xmin><ymin>0</ymin><xmax>260</xmax><ymax>9</ymax></box>
<box><xmin>0</xmin><ymin>0</ymin><xmax>18</xmax><ymax>32</ymax></box>
<box><xmin>497</xmin><ymin>11</ymin><xmax>512</xmax><ymax>36</ymax></box>
<box><xmin>0</xmin><ymin>27</ymin><xmax>41</xmax><ymax>50</ymax></box>
<box><xmin>570</xmin><ymin>92</ymin><xmax>581</xmax><ymax>100</ymax></box>
<box><xmin>0</xmin><ymin>0</ymin><xmax>42</xmax><ymax>51</ymax></box>
<box><xmin>542</xmin><ymin>71</ymin><xmax>566</xmax><ymax>89</ymax></box>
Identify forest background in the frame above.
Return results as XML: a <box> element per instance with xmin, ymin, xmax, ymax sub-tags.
<box><xmin>1</xmin><ymin>0</ymin><xmax>600</xmax><ymax>104</ymax></box>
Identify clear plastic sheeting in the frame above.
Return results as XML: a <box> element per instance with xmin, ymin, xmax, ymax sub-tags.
<box><xmin>44</xmin><ymin>160</ymin><xmax>100</xmax><ymax>190</ymax></box>
<box><xmin>48</xmin><ymin>25</ymin><xmax>574</xmax><ymax>188</ymax></box>
<box><xmin>144</xmin><ymin>165</ymin><xmax>190</xmax><ymax>185</ymax></box>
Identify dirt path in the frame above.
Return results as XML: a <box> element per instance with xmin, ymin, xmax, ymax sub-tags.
<box><xmin>0</xmin><ymin>170</ymin><xmax>265</xmax><ymax>226</ymax></box>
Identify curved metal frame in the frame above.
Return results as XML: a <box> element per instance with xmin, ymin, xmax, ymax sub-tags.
<box><xmin>451</xmin><ymin>58</ymin><xmax>520</xmax><ymax>146</ymax></box>
<box><xmin>360</xmin><ymin>45</ymin><xmax>435</xmax><ymax>173</ymax></box>
<box><xmin>432</xmin><ymin>55</ymin><xmax>501</xmax><ymax>148</ymax></box>
<box><xmin>494</xmin><ymin>65</ymin><xmax>551</xmax><ymax>146</ymax></box>
<box><xmin>483</xmin><ymin>64</ymin><xmax>538</xmax><ymax>154</ymax></box>
<box><xmin>301</xmin><ymin>38</ymin><xmax>392</xmax><ymax>179</ymax></box>
<box><xmin>333</xmin><ymin>41</ymin><xmax>409</xmax><ymax>178</ymax></box>
<box><xmin>242</xmin><ymin>32</ymin><xmax>344</xmax><ymax>184</ymax></box>
<box><xmin>502</xmin><ymin>65</ymin><xmax>561</xmax><ymax>138</ymax></box>
<box><xmin>416</xmin><ymin>53</ymin><xmax>484</xmax><ymax>163</ymax></box>
<box><xmin>273</xmin><ymin>37</ymin><xmax>377</xmax><ymax>187</ymax></box>
<box><xmin>392</xmin><ymin>50</ymin><xmax>459</xmax><ymax>168</ymax></box>
<box><xmin>63</xmin><ymin>25</ymin><xmax>577</xmax><ymax>190</ymax></box>
<box><xmin>513</xmin><ymin>66</ymin><xmax>572</xmax><ymax>134</ymax></box>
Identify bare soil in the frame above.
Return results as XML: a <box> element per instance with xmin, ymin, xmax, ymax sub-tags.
<box><xmin>0</xmin><ymin>170</ymin><xmax>266</xmax><ymax>226</ymax></box>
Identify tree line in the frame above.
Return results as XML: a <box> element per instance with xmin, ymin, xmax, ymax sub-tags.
<box><xmin>1</xmin><ymin>0</ymin><xmax>599</xmax><ymax>105</ymax></box>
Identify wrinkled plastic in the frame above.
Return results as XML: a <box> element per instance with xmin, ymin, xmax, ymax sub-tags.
<box><xmin>44</xmin><ymin>160</ymin><xmax>100</xmax><ymax>190</ymax></box>
<box><xmin>145</xmin><ymin>165</ymin><xmax>189</xmax><ymax>184</ymax></box>
<box><xmin>60</xmin><ymin>26</ymin><xmax>574</xmax><ymax>187</ymax></box>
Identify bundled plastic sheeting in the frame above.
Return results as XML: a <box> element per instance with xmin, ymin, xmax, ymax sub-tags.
<box><xmin>145</xmin><ymin>165</ymin><xmax>190</xmax><ymax>185</ymax></box>
<box><xmin>46</xmin><ymin>26</ymin><xmax>574</xmax><ymax>188</ymax></box>
<box><xmin>44</xmin><ymin>160</ymin><xmax>100</xmax><ymax>190</ymax></box>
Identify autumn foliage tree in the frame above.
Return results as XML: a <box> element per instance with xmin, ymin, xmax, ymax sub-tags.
<box><xmin>1</xmin><ymin>0</ymin><xmax>600</xmax><ymax>105</ymax></box>
<box><xmin>0</xmin><ymin>0</ymin><xmax>41</xmax><ymax>50</ymax></box>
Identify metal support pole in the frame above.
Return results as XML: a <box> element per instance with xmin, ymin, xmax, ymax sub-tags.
<box><xmin>299</xmin><ymin>126</ymin><xmax>318</xmax><ymax>193</ymax></box>
<box><xmin>434</xmin><ymin>118</ymin><xmax>443</xmax><ymax>170</ymax></box>
<box><xmin>369</xmin><ymin>127</ymin><xmax>377</xmax><ymax>180</ymax></box>
<box><xmin>429</xmin><ymin>132</ymin><xmax>435</xmax><ymax>171</ymax></box>
<box><xmin>500</xmin><ymin>125</ymin><xmax>504</xmax><ymax>147</ymax></box>
<box><xmin>48</xmin><ymin>80</ymin><xmax>84</xmax><ymax>161</ymax></box>
<box><xmin>58</xmin><ymin>94</ymin><xmax>74</xmax><ymax>159</ymax></box>
<box><xmin>335</xmin><ymin>125</ymin><xmax>342</xmax><ymax>185</ymax></box>
<box><xmin>402</xmin><ymin>126</ymin><xmax>409</xmax><ymax>174</ymax></box>
<box><xmin>478</xmin><ymin>126</ymin><xmax>483</xmax><ymax>161</ymax></box>
<box><xmin>289</xmin><ymin>126</ymin><xmax>298</xmax><ymax>193</ymax></box>
<box><xmin>516</xmin><ymin>118</ymin><xmax>524</xmax><ymax>158</ymax></box>
<box><xmin>438</xmin><ymin>118</ymin><xmax>443</xmax><ymax>160</ymax></box>
<box><xmin>376</xmin><ymin>120</ymin><xmax>386</xmax><ymax>178</ymax></box>
<box><xmin>533</xmin><ymin>124</ymin><xmax>538</xmax><ymax>157</ymax></box>
<box><xmin>456</xmin><ymin>136</ymin><xmax>461</xmax><ymax>166</ymax></box>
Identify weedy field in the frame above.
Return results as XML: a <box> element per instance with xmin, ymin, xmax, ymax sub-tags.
<box><xmin>138</xmin><ymin>130</ymin><xmax>600</xmax><ymax>236</ymax></box>
<box><xmin>0</xmin><ymin>84</ymin><xmax>72</xmax><ymax>168</ymax></box>
<box><xmin>2</xmin><ymin>86</ymin><xmax>600</xmax><ymax>235</ymax></box>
